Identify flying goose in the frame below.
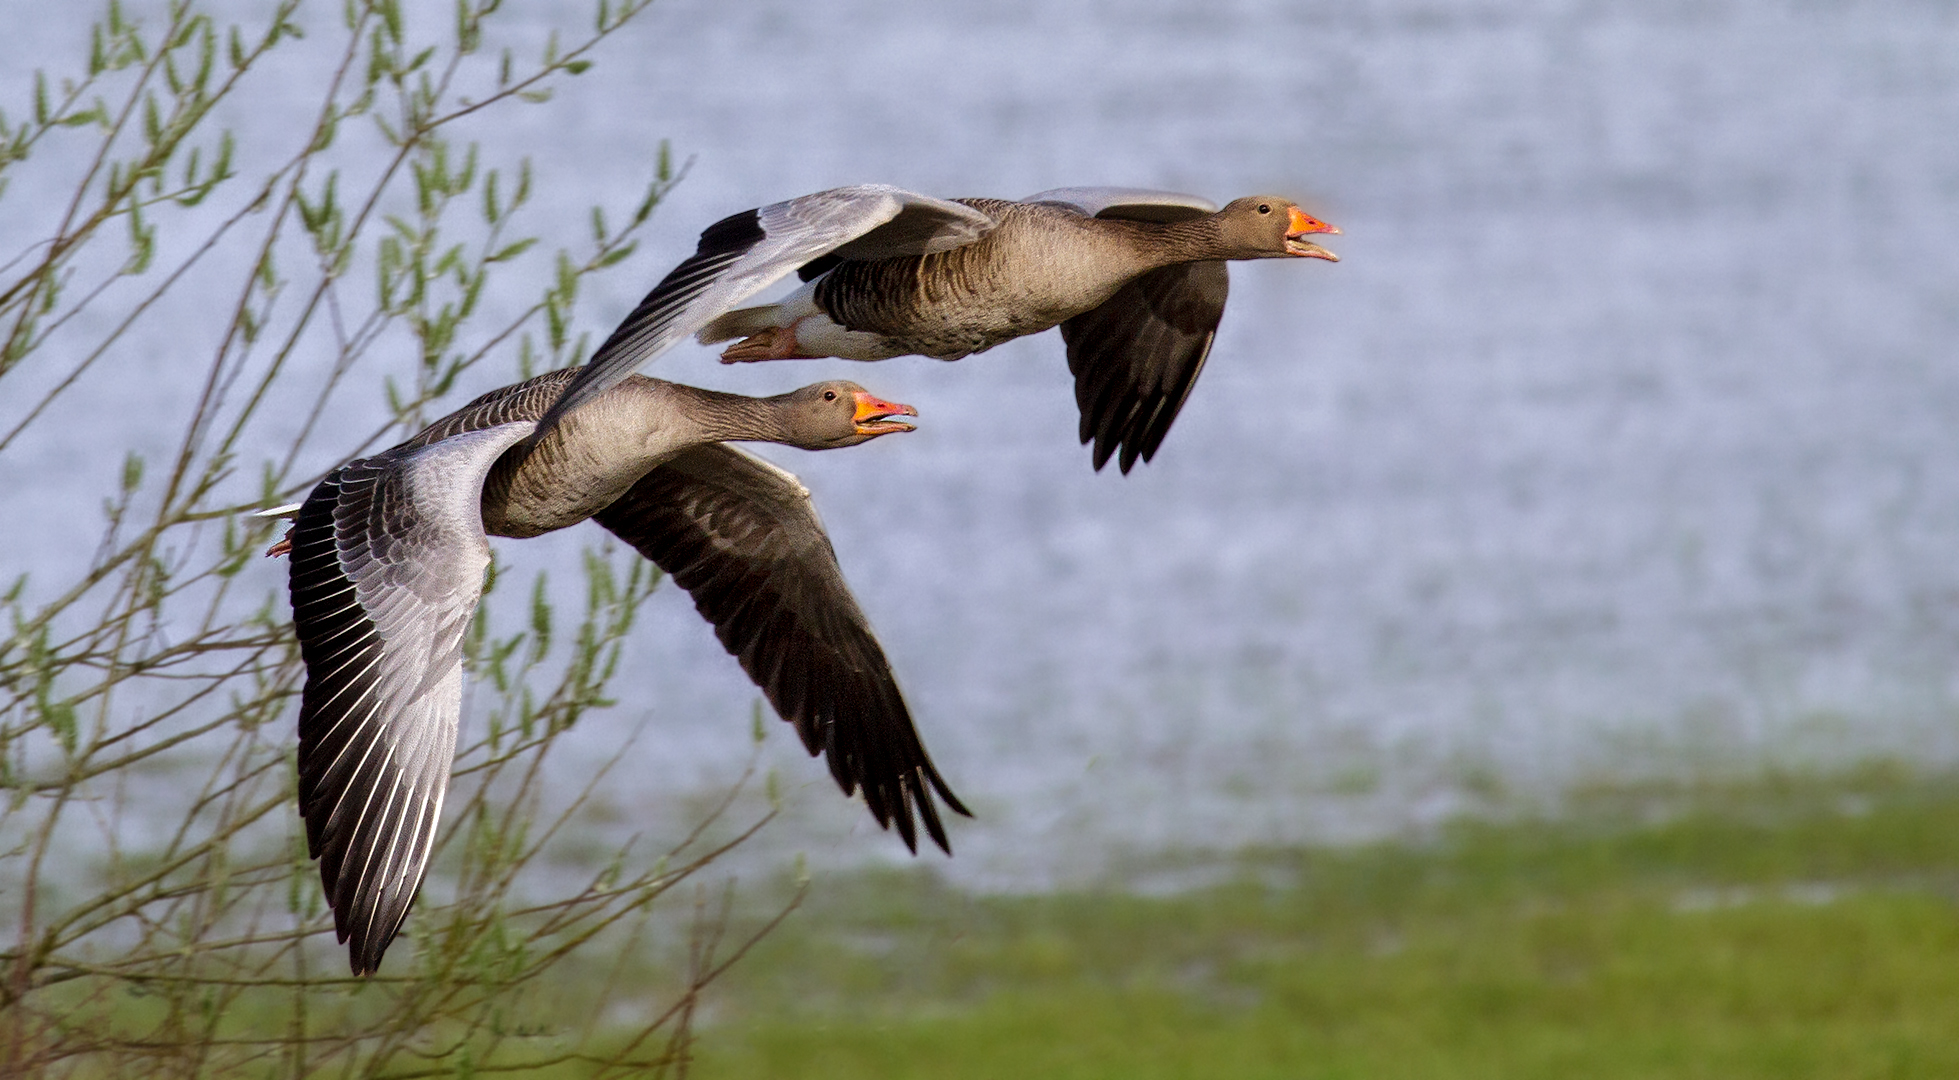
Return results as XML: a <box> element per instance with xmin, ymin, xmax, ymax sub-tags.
<box><xmin>535</xmin><ymin>185</ymin><xmax>1339</xmax><ymax>473</ymax></box>
<box><xmin>276</xmin><ymin>368</ymin><xmax>962</xmax><ymax>974</ymax></box>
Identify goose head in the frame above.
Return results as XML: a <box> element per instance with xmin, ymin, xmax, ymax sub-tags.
<box><xmin>1214</xmin><ymin>196</ymin><xmax>1340</xmax><ymax>261</ymax></box>
<box><xmin>775</xmin><ymin>380</ymin><xmax>919</xmax><ymax>448</ymax></box>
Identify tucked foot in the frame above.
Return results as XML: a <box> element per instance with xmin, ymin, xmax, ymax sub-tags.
<box><xmin>719</xmin><ymin>322</ymin><xmax>817</xmax><ymax>363</ymax></box>
<box><xmin>264</xmin><ymin>526</ymin><xmax>294</xmax><ymax>558</ymax></box>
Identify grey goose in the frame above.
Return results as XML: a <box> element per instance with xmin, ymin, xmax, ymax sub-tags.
<box><xmin>535</xmin><ymin>185</ymin><xmax>1340</xmax><ymax>474</ymax></box>
<box><xmin>275</xmin><ymin>368</ymin><xmax>961</xmax><ymax>974</ymax></box>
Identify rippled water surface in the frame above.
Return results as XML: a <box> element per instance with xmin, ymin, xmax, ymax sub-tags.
<box><xmin>6</xmin><ymin>0</ymin><xmax>1958</xmax><ymax>883</ymax></box>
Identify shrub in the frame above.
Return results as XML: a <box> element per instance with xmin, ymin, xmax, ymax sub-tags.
<box><xmin>0</xmin><ymin>2</ymin><xmax>790</xmax><ymax>1074</ymax></box>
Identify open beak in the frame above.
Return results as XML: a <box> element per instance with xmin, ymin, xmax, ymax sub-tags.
<box><xmin>852</xmin><ymin>391</ymin><xmax>919</xmax><ymax>436</ymax></box>
<box><xmin>1285</xmin><ymin>206</ymin><xmax>1341</xmax><ymax>261</ymax></box>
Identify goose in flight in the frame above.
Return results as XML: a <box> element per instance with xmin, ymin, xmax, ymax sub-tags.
<box><xmin>536</xmin><ymin>185</ymin><xmax>1339</xmax><ymax>473</ymax></box>
<box><xmin>275</xmin><ymin>368</ymin><xmax>961</xmax><ymax>973</ymax></box>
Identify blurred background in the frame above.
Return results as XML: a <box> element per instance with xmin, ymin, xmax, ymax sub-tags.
<box><xmin>7</xmin><ymin>0</ymin><xmax>1959</xmax><ymax>881</ymax></box>
<box><xmin>530</xmin><ymin>0</ymin><xmax>1959</xmax><ymax>883</ymax></box>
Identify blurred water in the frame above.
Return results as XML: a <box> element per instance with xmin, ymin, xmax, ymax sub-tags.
<box><xmin>5</xmin><ymin>0</ymin><xmax>1959</xmax><ymax>884</ymax></box>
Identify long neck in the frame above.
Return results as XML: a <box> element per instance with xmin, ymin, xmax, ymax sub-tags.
<box><xmin>627</xmin><ymin>379</ymin><xmax>791</xmax><ymax>448</ymax></box>
<box><xmin>1110</xmin><ymin>215</ymin><xmax>1232</xmax><ymax>269</ymax></box>
<box><xmin>479</xmin><ymin>377</ymin><xmax>792</xmax><ymax>538</ymax></box>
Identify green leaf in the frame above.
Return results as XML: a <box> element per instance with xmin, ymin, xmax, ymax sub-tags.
<box><xmin>125</xmin><ymin>203</ymin><xmax>155</xmax><ymax>275</ymax></box>
<box><xmin>486</xmin><ymin>237</ymin><xmax>536</xmax><ymax>263</ymax></box>
<box><xmin>212</xmin><ymin>128</ymin><xmax>234</xmax><ymax>180</ymax></box>
<box><xmin>529</xmin><ymin>573</ymin><xmax>553</xmax><ymax>662</ymax></box>
<box><xmin>42</xmin><ymin>697</ymin><xmax>78</xmax><ymax>755</ymax></box>
<box><xmin>312</xmin><ymin>108</ymin><xmax>339</xmax><ymax>152</ymax></box>
<box><xmin>142</xmin><ymin>93</ymin><xmax>162</xmax><ymax>147</ymax></box>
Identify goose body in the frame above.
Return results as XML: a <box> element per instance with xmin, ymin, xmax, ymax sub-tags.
<box><xmin>280</xmin><ymin>368</ymin><xmax>960</xmax><ymax>974</ymax></box>
<box><xmin>537</xmin><ymin>185</ymin><xmax>1339</xmax><ymax>473</ymax></box>
<box><xmin>726</xmin><ymin>199</ymin><xmax>1219</xmax><ymax>362</ymax></box>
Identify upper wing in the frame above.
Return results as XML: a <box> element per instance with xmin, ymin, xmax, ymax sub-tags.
<box><xmin>1022</xmin><ymin>187</ymin><xmax>1219</xmax><ymax>223</ymax></box>
<box><xmin>591</xmin><ymin>443</ymin><xmax>968</xmax><ymax>853</ymax></box>
<box><xmin>287</xmin><ymin>420</ymin><xmax>535</xmax><ymax>975</ymax></box>
<box><xmin>535</xmin><ymin>186</ymin><xmax>997</xmax><ymax>436</ymax></box>
<box><xmin>1063</xmin><ymin>260</ymin><xmax>1229</xmax><ymax>473</ymax></box>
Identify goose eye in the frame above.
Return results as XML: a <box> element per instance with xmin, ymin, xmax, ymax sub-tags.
<box><xmin>823</xmin><ymin>390</ymin><xmax>837</xmax><ymax>401</ymax></box>
<box><xmin>1257</xmin><ymin>203</ymin><xmax>1271</xmax><ymax>214</ymax></box>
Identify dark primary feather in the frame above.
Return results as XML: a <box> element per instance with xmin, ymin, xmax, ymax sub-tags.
<box><xmin>592</xmin><ymin>444</ymin><xmax>968</xmax><ymax>852</ymax></box>
<box><xmin>1063</xmin><ymin>260</ymin><xmax>1229</xmax><ymax>473</ymax></box>
<box><xmin>534</xmin><ymin>211</ymin><xmax>764</xmax><ymax>434</ymax></box>
<box><xmin>797</xmin><ymin>252</ymin><xmax>844</xmax><ymax>282</ymax></box>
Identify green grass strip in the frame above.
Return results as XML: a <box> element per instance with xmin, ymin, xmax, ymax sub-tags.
<box><xmin>696</xmin><ymin>763</ymin><xmax>1959</xmax><ymax>1080</ymax></box>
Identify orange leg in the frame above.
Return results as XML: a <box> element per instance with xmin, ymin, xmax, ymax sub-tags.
<box><xmin>718</xmin><ymin>318</ymin><xmax>820</xmax><ymax>363</ymax></box>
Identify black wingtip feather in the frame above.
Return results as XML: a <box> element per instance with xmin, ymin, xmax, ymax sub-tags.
<box><xmin>534</xmin><ymin>208</ymin><xmax>767</xmax><ymax>438</ymax></box>
<box><xmin>797</xmin><ymin>251</ymin><xmax>844</xmax><ymax>283</ymax></box>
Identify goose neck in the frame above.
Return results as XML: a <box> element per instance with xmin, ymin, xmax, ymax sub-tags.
<box><xmin>637</xmin><ymin>380</ymin><xmax>788</xmax><ymax>448</ymax></box>
<box><xmin>1126</xmin><ymin>216</ymin><xmax>1229</xmax><ymax>266</ymax></box>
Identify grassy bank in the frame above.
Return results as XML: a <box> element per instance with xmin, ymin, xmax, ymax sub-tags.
<box><xmin>694</xmin><ymin>764</ymin><xmax>1959</xmax><ymax>1079</ymax></box>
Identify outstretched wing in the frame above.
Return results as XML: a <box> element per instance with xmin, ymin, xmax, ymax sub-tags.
<box><xmin>287</xmin><ymin>420</ymin><xmax>535</xmax><ymax>975</ymax></box>
<box><xmin>1022</xmin><ymin>187</ymin><xmax>1219</xmax><ymax>223</ymax></box>
<box><xmin>1063</xmin><ymin>260</ymin><xmax>1229</xmax><ymax>473</ymax></box>
<box><xmin>536</xmin><ymin>186</ymin><xmax>997</xmax><ymax>436</ymax></box>
<box><xmin>1022</xmin><ymin>189</ymin><xmax>1229</xmax><ymax>473</ymax></box>
<box><xmin>592</xmin><ymin>443</ymin><xmax>968</xmax><ymax>853</ymax></box>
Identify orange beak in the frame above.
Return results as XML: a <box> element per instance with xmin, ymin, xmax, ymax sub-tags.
<box><xmin>852</xmin><ymin>390</ymin><xmax>919</xmax><ymax>435</ymax></box>
<box><xmin>1284</xmin><ymin>206</ymin><xmax>1340</xmax><ymax>261</ymax></box>
<box><xmin>1286</xmin><ymin>206</ymin><xmax>1339</xmax><ymax>236</ymax></box>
